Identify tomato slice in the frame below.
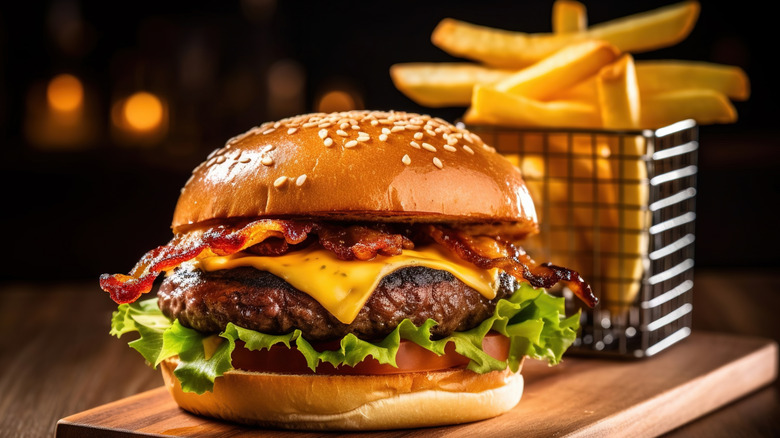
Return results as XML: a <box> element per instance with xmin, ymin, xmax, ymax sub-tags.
<box><xmin>231</xmin><ymin>332</ymin><xmax>510</xmax><ymax>375</ymax></box>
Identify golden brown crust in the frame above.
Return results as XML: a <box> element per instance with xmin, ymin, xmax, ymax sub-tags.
<box><xmin>160</xmin><ymin>357</ymin><xmax>524</xmax><ymax>430</ymax></box>
<box><xmin>172</xmin><ymin>111</ymin><xmax>537</xmax><ymax>233</ymax></box>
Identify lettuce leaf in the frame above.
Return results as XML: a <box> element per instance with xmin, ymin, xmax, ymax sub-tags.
<box><xmin>111</xmin><ymin>283</ymin><xmax>579</xmax><ymax>394</ymax></box>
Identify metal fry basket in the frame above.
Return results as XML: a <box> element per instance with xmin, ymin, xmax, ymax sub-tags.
<box><xmin>464</xmin><ymin>120</ymin><xmax>699</xmax><ymax>358</ymax></box>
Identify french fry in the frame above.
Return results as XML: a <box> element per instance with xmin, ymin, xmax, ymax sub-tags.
<box><xmin>640</xmin><ymin>88</ymin><xmax>737</xmax><ymax>129</ymax></box>
<box><xmin>553</xmin><ymin>0</ymin><xmax>587</xmax><ymax>33</ymax></box>
<box><xmin>597</xmin><ymin>53</ymin><xmax>641</xmax><ymax>130</ymax></box>
<box><xmin>468</xmin><ymin>84</ymin><xmax>601</xmax><ymax>128</ymax></box>
<box><xmin>389</xmin><ymin>63</ymin><xmax>513</xmax><ymax>107</ymax></box>
<box><xmin>636</xmin><ymin>60</ymin><xmax>750</xmax><ymax>101</ymax></box>
<box><xmin>499</xmin><ymin>134</ymin><xmax>619</xmax><ymax>306</ymax></box>
<box><xmin>558</xmin><ymin>60</ymin><xmax>751</xmax><ymax>106</ymax></box>
<box><xmin>595</xmin><ymin>53</ymin><xmax>648</xmax><ymax>310</ymax></box>
<box><xmin>603</xmin><ymin>133</ymin><xmax>651</xmax><ymax>311</ymax></box>
<box><xmin>431</xmin><ymin>1</ymin><xmax>699</xmax><ymax>68</ymax></box>
<box><xmin>586</xmin><ymin>1</ymin><xmax>700</xmax><ymax>53</ymax></box>
<box><xmin>494</xmin><ymin>40</ymin><xmax>620</xmax><ymax>100</ymax></box>
<box><xmin>431</xmin><ymin>18</ymin><xmax>564</xmax><ymax>69</ymax></box>
<box><xmin>555</xmin><ymin>74</ymin><xmax>598</xmax><ymax>102</ymax></box>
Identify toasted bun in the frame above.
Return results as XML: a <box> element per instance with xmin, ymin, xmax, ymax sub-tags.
<box><xmin>172</xmin><ymin>110</ymin><xmax>537</xmax><ymax>233</ymax></box>
<box><xmin>160</xmin><ymin>357</ymin><xmax>523</xmax><ymax>430</ymax></box>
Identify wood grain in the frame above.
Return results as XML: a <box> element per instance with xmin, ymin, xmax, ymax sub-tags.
<box><xmin>55</xmin><ymin>332</ymin><xmax>777</xmax><ymax>438</ymax></box>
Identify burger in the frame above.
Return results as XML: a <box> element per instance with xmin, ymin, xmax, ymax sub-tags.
<box><xmin>102</xmin><ymin>110</ymin><xmax>596</xmax><ymax>430</ymax></box>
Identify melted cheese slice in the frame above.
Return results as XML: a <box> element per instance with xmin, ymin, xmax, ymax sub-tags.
<box><xmin>197</xmin><ymin>246</ymin><xmax>500</xmax><ymax>324</ymax></box>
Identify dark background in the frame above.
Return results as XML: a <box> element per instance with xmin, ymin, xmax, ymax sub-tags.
<box><xmin>0</xmin><ymin>0</ymin><xmax>777</xmax><ymax>284</ymax></box>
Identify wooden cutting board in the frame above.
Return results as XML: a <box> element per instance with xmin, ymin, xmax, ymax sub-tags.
<box><xmin>56</xmin><ymin>332</ymin><xmax>777</xmax><ymax>437</ymax></box>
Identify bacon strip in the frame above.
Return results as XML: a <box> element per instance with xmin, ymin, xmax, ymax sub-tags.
<box><xmin>100</xmin><ymin>220</ymin><xmax>313</xmax><ymax>304</ymax></box>
<box><xmin>425</xmin><ymin>225</ymin><xmax>598</xmax><ymax>308</ymax></box>
<box><xmin>100</xmin><ymin>220</ymin><xmax>414</xmax><ymax>304</ymax></box>
<box><xmin>101</xmin><ymin>219</ymin><xmax>596</xmax><ymax>308</ymax></box>
<box><xmin>317</xmin><ymin>223</ymin><xmax>414</xmax><ymax>260</ymax></box>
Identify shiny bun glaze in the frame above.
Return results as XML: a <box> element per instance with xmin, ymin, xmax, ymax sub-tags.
<box><xmin>172</xmin><ymin>110</ymin><xmax>537</xmax><ymax>233</ymax></box>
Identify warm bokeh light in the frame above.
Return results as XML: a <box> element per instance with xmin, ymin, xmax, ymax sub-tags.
<box><xmin>316</xmin><ymin>89</ymin><xmax>358</xmax><ymax>113</ymax></box>
<box><xmin>123</xmin><ymin>92</ymin><xmax>163</xmax><ymax>131</ymax></box>
<box><xmin>266</xmin><ymin>58</ymin><xmax>305</xmax><ymax>118</ymax></box>
<box><xmin>47</xmin><ymin>74</ymin><xmax>83</xmax><ymax>112</ymax></box>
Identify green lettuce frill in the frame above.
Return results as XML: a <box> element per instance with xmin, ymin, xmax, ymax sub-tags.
<box><xmin>110</xmin><ymin>283</ymin><xmax>579</xmax><ymax>394</ymax></box>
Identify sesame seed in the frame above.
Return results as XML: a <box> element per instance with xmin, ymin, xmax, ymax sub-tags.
<box><xmin>318</xmin><ymin>129</ymin><xmax>328</xmax><ymax>139</ymax></box>
<box><xmin>404</xmin><ymin>124</ymin><xmax>421</xmax><ymax>130</ymax></box>
<box><xmin>318</xmin><ymin>122</ymin><xmax>332</xmax><ymax>128</ymax></box>
<box><xmin>422</xmin><ymin>143</ymin><xmax>436</xmax><ymax>152</ymax></box>
<box><xmin>263</xmin><ymin>128</ymin><xmax>276</xmax><ymax>135</ymax></box>
<box><xmin>227</xmin><ymin>148</ymin><xmax>242</xmax><ymax>160</ymax></box>
<box><xmin>340</xmin><ymin>122</ymin><xmax>350</xmax><ymax>130</ymax></box>
<box><xmin>410</xmin><ymin>141</ymin><xmax>421</xmax><ymax>149</ymax></box>
<box><xmin>357</xmin><ymin>133</ymin><xmax>370</xmax><ymax>142</ymax></box>
<box><xmin>274</xmin><ymin>176</ymin><xmax>288</xmax><ymax>188</ymax></box>
<box><xmin>463</xmin><ymin>145</ymin><xmax>475</xmax><ymax>154</ymax></box>
<box><xmin>303</xmin><ymin>122</ymin><xmax>318</xmax><ymax>128</ymax></box>
<box><xmin>426</xmin><ymin>129</ymin><xmax>436</xmax><ymax>137</ymax></box>
<box><xmin>378</xmin><ymin>134</ymin><xmax>388</xmax><ymax>141</ymax></box>
<box><xmin>433</xmin><ymin>157</ymin><xmax>443</xmax><ymax>169</ymax></box>
<box><xmin>261</xmin><ymin>156</ymin><xmax>274</xmax><ymax>166</ymax></box>
<box><xmin>239</xmin><ymin>157</ymin><xmax>251</xmax><ymax>163</ymax></box>
<box><xmin>351</xmin><ymin>125</ymin><xmax>360</xmax><ymax>130</ymax></box>
<box><xmin>296</xmin><ymin>174</ymin><xmax>307</xmax><ymax>187</ymax></box>
<box><xmin>262</xmin><ymin>145</ymin><xmax>275</xmax><ymax>153</ymax></box>
<box><xmin>391</xmin><ymin>126</ymin><xmax>405</xmax><ymax>132</ymax></box>
<box><xmin>287</xmin><ymin>127</ymin><xmax>298</xmax><ymax>135</ymax></box>
<box><xmin>324</xmin><ymin>137</ymin><xmax>334</xmax><ymax>147</ymax></box>
<box><xmin>370</xmin><ymin>120</ymin><xmax>378</xmax><ymax>126</ymax></box>
<box><xmin>447</xmin><ymin>137</ymin><xmax>458</xmax><ymax>145</ymax></box>
<box><xmin>273</xmin><ymin>121</ymin><xmax>281</xmax><ymax>128</ymax></box>
<box><xmin>382</xmin><ymin>128</ymin><xmax>391</xmax><ymax>135</ymax></box>
<box><xmin>443</xmin><ymin>145</ymin><xmax>457</xmax><ymax>152</ymax></box>
<box><xmin>345</xmin><ymin>140</ymin><xmax>358</xmax><ymax>148</ymax></box>
<box><xmin>413</xmin><ymin>132</ymin><xmax>423</xmax><ymax>140</ymax></box>
<box><xmin>215</xmin><ymin>156</ymin><xmax>226</xmax><ymax>164</ymax></box>
<box><xmin>337</xmin><ymin>130</ymin><xmax>349</xmax><ymax>137</ymax></box>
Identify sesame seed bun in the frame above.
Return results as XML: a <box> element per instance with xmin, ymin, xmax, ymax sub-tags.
<box><xmin>172</xmin><ymin>110</ymin><xmax>537</xmax><ymax>233</ymax></box>
<box><xmin>160</xmin><ymin>356</ymin><xmax>524</xmax><ymax>431</ymax></box>
<box><xmin>156</xmin><ymin>110</ymin><xmax>538</xmax><ymax>430</ymax></box>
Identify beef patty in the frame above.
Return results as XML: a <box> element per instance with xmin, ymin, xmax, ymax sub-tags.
<box><xmin>157</xmin><ymin>264</ymin><xmax>517</xmax><ymax>342</ymax></box>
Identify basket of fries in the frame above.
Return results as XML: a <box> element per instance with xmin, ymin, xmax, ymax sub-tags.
<box><xmin>390</xmin><ymin>0</ymin><xmax>749</xmax><ymax>357</ymax></box>
<box><xmin>466</xmin><ymin>121</ymin><xmax>698</xmax><ymax>357</ymax></box>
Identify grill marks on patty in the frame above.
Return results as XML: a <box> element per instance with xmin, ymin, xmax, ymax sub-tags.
<box><xmin>157</xmin><ymin>265</ymin><xmax>516</xmax><ymax>342</ymax></box>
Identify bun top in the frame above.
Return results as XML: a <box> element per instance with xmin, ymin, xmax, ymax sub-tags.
<box><xmin>172</xmin><ymin>110</ymin><xmax>537</xmax><ymax>233</ymax></box>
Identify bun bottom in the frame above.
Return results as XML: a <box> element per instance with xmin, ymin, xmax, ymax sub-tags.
<box><xmin>160</xmin><ymin>357</ymin><xmax>524</xmax><ymax>430</ymax></box>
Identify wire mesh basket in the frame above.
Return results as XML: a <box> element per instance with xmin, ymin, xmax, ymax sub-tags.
<box><xmin>464</xmin><ymin>120</ymin><xmax>699</xmax><ymax>358</ymax></box>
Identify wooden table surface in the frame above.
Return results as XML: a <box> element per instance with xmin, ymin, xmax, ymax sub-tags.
<box><xmin>1</xmin><ymin>268</ymin><xmax>778</xmax><ymax>437</ymax></box>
